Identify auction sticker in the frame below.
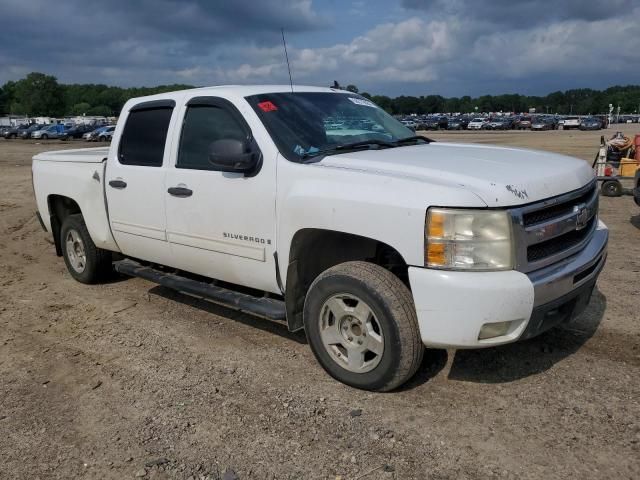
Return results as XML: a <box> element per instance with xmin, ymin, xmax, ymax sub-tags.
<box><xmin>258</xmin><ymin>101</ymin><xmax>278</xmax><ymax>112</ymax></box>
<box><xmin>348</xmin><ymin>97</ymin><xmax>377</xmax><ymax>108</ymax></box>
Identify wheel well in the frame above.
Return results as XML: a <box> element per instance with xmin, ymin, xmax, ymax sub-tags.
<box><xmin>47</xmin><ymin>195</ymin><xmax>82</xmax><ymax>256</ymax></box>
<box><xmin>284</xmin><ymin>229</ymin><xmax>408</xmax><ymax>332</ymax></box>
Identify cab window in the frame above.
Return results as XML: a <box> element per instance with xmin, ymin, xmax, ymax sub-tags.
<box><xmin>119</xmin><ymin>106</ymin><xmax>173</xmax><ymax>167</ymax></box>
<box><xmin>177</xmin><ymin>105</ymin><xmax>247</xmax><ymax>170</ymax></box>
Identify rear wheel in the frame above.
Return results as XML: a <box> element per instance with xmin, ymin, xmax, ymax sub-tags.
<box><xmin>304</xmin><ymin>261</ymin><xmax>423</xmax><ymax>391</ymax></box>
<box><xmin>61</xmin><ymin>214</ymin><xmax>112</xmax><ymax>284</ymax></box>
<box><xmin>601</xmin><ymin>179</ymin><xmax>623</xmax><ymax>197</ymax></box>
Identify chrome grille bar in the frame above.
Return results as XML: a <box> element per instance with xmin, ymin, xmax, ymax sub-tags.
<box><xmin>510</xmin><ymin>180</ymin><xmax>598</xmax><ymax>273</ymax></box>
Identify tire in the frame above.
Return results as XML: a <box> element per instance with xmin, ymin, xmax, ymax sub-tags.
<box><xmin>60</xmin><ymin>214</ymin><xmax>112</xmax><ymax>284</ymax></box>
<box><xmin>601</xmin><ymin>180</ymin><xmax>623</xmax><ymax>197</ymax></box>
<box><xmin>303</xmin><ymin>261</ymin><xmax>423</xmax><ymax>392</ymax></box>
<box><xmin>41</xmin><ymin>134</ymin><xmax>48</xmax><ymax>139</ymax></box>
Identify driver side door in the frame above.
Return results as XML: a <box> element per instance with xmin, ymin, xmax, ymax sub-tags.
<box><xmin>164</xmin><ymin>96</ymin><xmax>279</xmax><ymax>294</ymax></box>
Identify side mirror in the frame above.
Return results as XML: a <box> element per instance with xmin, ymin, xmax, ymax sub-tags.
<box><xmin>208</xmin><ymin>138</ymin><xmax>260</xmax><ymax>175</ymax></box>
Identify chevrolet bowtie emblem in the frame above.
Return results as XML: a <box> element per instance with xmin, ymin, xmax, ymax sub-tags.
<box><xmin>575</xmin><ymin>204</ymin><xmax>589</xmax><ymax>230</ymax></box>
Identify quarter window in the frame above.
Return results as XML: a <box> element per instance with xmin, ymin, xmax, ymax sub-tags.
<box><xmin>177</xmin><ymin>105</ymin><xmax>248</xmax><ymax>170</ymax></box>
<box><xmin>119</xmin><ymin>107</ymin><xmax>173</xmax><ymax>167</ymax></box>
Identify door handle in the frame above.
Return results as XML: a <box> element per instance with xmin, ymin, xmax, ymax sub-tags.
<box><xmin>108</xmin><ymin>179</ymin><xmax>127</xmax><ymax>189</ymax></box>
<box><xmin>168</xmin><ymin>187</ymin><xmax>193</xmax><ymax>197</ymax></box>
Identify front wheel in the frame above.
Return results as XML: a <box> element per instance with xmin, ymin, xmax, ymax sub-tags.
<box><xmin>61</xmin><ymin>214</ymin><xmax>112</xmax><ymax>283</ymax></box>
<box><xmin>304</xmin><ymin>261</ymin><xmax>423</xmax><ymax>391</ymax></box>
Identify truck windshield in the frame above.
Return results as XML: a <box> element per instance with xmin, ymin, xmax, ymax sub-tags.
<box><xmin>245</xmin><ymin>92</ymin><xmax>415</xmax><ymax>161</ymax></box>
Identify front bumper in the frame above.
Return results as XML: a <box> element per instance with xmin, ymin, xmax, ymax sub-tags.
<box><xmin>408</xmin><ymin>220</ymin><xmax>608</xmax><ymax>348</ymax></box>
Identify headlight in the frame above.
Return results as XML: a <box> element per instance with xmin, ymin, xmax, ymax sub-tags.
<box><xmin>425</xmin><ymin>208</ymin><xmax>513</xmax><ymax>271</ymax></box>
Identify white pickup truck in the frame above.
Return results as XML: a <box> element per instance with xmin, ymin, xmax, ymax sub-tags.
<box><xmin>32</xmin><ymin>85</ymin><xmax>608</xmax><ymax>391</ymax></box>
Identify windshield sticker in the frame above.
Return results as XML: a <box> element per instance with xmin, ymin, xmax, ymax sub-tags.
<box><xmin>293</xmin><ymin>145</ymin><xmax>319</xmax><ymax>156</ymax></box>
<box><xmin>258</xmin><ymin>101</ymin><xmax>278</xmax><ymax>112</ymax></box>
<box><xmin>347</xmin><ymin>97</ymin><xmax>377</xmax><ymax>108</ymax></box>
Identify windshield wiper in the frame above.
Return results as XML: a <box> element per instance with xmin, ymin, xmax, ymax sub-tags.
<box><xmin>334</xmin><ymin>139</ymin><xmax>398</xmax><ymax>150</ymax></box>
<box><xmin>300</xmin><ymin>139</ymin><xmax>397</xmax><ymax>160</ymax></box>
<box><xmin>392</xmin><ymin>135</ymin><xmax>434</xmax><ymax>145</ymax></box>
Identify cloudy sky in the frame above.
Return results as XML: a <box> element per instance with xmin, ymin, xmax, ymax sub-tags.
<box><xmin>1</xmin><ymin>0</ymin><xmax>639</xmax><ymax>96</ymax></box>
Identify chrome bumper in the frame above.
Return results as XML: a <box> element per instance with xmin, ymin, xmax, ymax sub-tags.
<box><xmin>528</xmin><ymin>220</ymin><xmax>608</xmax><ymax>307</ymax></box>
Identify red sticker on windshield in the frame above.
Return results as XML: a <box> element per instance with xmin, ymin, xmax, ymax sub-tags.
<box><xmin>258</xmin><ymin>101</ymin><xmax>278</xmax><ymax>112</ymax></box>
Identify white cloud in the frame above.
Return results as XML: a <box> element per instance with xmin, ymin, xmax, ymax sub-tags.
<box><xmin>2</xmin><ymin>0</ymin><xmax>640</xmax><ymax>96</ymax></box>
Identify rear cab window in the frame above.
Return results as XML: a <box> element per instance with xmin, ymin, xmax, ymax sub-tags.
<box><xmin>118</xmin><ymin>99</ymin><xmax>175</xmax><ymax>167</ymax></box>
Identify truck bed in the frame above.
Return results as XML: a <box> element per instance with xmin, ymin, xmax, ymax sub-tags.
<box><xmin>32</xmin><ymin>146</ymin><xmax>119</xmax><ymax>253</ymax></box>
<box><xmin>33</xmin><ymin>147</ymin><xmax>109</xmax><ymax>163</ymax></box>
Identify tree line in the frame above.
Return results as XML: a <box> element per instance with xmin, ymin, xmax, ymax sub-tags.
<box><xmin>1</xmin><ymin>72</ymin><xmax>640</xmax><ymax>117</ymax></box>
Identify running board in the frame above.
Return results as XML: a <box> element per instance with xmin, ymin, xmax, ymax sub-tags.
<box><xmin>113</xmin><ymin>259</ymin><xmax>286</xmax><ymax>321</ymax></box>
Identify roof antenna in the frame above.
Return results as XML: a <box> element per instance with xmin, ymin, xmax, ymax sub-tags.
<box><xmin>281</xmin><ymin>28</ymin><xmax>294</xmax><ymax>92</ymax></box>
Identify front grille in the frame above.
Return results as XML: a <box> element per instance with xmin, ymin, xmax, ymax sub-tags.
<box><xmin>511</xmin><ymin>181</ymin><xmax>598</xmax><ymax>273</ymax></box>
<box><xmin>527</xmin><ymin>216</ymin><xmax>596</xmax><ymax>262</ymax></box>
<box><xmin>522</xmin><ymin>184</ymin><xmax>596</xmax><ymax>227</ymax></box>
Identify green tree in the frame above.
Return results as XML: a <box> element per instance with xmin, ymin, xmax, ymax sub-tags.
<box><xmin>70</xmin><ymin>102</ymin><xmax>92</xmax><ymax>115</ymax></box>
<box><xmin>0</xmin><ymin>80</ymin><xmax>17</xmax><ymax>114</ymax></box>
<box><xmin>14</xmin><ymin>72</ymin><xmax>65</xmax><ymax>116</ymax></box>
<box><xmin>346</xmin><ymin>84</ymin><xmax>359</xmax><ymax>93</ymax></box>
<box><xmin>10</xmin><ymin>102</ymin><xmax>26</xmax><ymax>115</ymax></box>
<box><xmin>87</xmin><ymin>105</ymin><xmax>112</xmax><ymax>116</ymax></box>
<box><xmin>0</xmin><ymin>86</ymin><xmax>6</xmax><ymax>114</ymax></box>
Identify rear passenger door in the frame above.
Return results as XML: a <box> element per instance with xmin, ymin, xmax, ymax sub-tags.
<box><xmin>105</xmin><ymin>99</ymin><xmax>177</xmax><ymax>265</ymax></box>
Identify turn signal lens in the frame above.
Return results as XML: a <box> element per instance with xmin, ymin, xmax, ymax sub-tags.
<box><xmin>427</xmin><ymin>210</ymin><xmax>445</xmax><ymax>238</ymax></box>
<box><xmin>426</xmin><ymin>243</ymin><xmax>446</xmax><ymax>266</ymax></box>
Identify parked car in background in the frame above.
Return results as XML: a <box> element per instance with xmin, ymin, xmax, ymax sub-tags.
<box><xmin>62</xmin><ymin>124</ymin><xmax>95</xmax><ymax>140</ymax></box>
<box><xmin>579</xmin><ymin>117</ymin><xmax>601</xmax><ymax>131</ymax></box>
<box><xmin>98</xmin><ymin>125</ymin><xmax>116</xmax><ymax>141</ymax></box>
<box><xmin>83</xmin><ymin>125</ymin><xmax>110</xmax><ymax>141</ymax></box>
<box><xmin>516</xmin><ymin>117</ymin><xmax>532</xmax><ymax>129</ymax></box>
<box><xmin>562</xmin><ymin>116</ymin><xmax>581</xmax><ymax>130</ymax></box>
<box><xmin>501</xmin><ymin>117</ymin><xmax>517</xmax><ymax>130</ymax></box>
<box><xmin>531</xmin><ymin>118</ymin><xmax>555</xmax><ymax>131</ymax></box>
<box><xmin>467</xmin><ymin>118</ymin><xmax>486</xmax><ymax>130</ymax></box>
<box><xmin>400</xmin><ymin>120</ymin><xmax>416</xmax><ymax>131</ymax></box>
<box><xmin>421</xmin><ymin>117</ymin><xmax>441</xmax><ymax>130</ymax></box>
<box><xmin>484</xmin><ymin>119</ymin><xmax>508</xmax><ymax>130</ymax></box>
<box><xmin>436</xmin><ymin>116</ymin><xmax>448</xmax><ymax>129</ymax></box>
<box><xmin>1</xmin><ymin>125</ymin><xmax>23</xmax><ymax>139</ymax></box>
<box><xmin>32</xmin><ymin>124</ymin><xmax>66</xmax><ymax>140</ymax></box>
<box><xmin>18</xmin><ymin>124</ymin><xmax>45</xmax><ymax>139</ymax></box>
<box><xmin>447</xmin><ymin>117</ymin><xmax>465</xmax><ymax>130</ymax></box>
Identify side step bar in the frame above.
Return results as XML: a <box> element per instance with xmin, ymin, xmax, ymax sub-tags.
<box><xmin>113</xmin><ymin>259</ymin><xmax>286</xmax><ymax>321</ymax></box>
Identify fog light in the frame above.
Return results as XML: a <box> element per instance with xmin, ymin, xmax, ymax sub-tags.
<box><xmin>478</xmin><ymin>321</ymin><xmax>512</xmax><ymax>340</ymax></box>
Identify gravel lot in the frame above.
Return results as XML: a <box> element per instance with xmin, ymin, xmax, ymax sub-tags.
<box><xmin>1</xmin><ymin>127</ymin><xmax>639</xmax><ymax>479</ymax></box>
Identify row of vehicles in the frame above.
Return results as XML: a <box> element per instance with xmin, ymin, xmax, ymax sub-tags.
<box><xmin>0</xmin><ymin>123</ymin><xmax>115</xmax><ymax>141</ymax></box>
<box><xmin>399</xmin><ymin>114</ymin><xmax>608</xmax><ymax>131</ymax></box>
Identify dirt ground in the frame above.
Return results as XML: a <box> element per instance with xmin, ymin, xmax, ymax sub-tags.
<box><xmin>1</xmin><ymin>127</ymin><xmax>639</xmax><ymax>480</ymax></box>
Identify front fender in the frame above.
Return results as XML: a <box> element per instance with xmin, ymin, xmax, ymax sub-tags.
<box><xmin>275</xmin><ymin>159</ymin><xmax>486</xmax><ymax>281</ymax></box>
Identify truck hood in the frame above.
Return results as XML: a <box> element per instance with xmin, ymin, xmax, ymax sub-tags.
<box><xmin>314</xmin><ymin>142</ymin><xmax>594</xmax><ymax>206</ymax></box>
